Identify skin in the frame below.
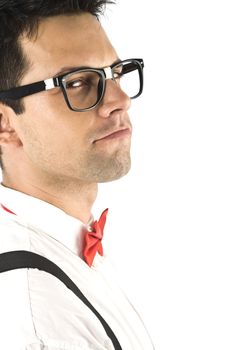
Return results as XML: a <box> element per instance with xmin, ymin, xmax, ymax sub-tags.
<box><xmin>0</xmin><ymin>13</ymin><xmax>132</xmax><ymax>223</ymax></box>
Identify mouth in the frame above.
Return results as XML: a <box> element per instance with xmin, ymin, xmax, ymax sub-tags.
<box><xmin>93</xmin><ymin>128</ymin><xmax>132</xmax><ymax>143</ymax></box>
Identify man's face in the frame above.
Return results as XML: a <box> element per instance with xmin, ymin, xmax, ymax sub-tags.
<box><xmin>13</xmin><ymin>13</ymin><xmax>132</xmax><ymax>184</ymax></box>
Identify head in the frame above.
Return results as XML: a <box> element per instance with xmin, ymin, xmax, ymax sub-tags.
<box><xmin>0</xmin><ymin>1</ymin><xmax>143</xmax><ymax>189</ymax></box>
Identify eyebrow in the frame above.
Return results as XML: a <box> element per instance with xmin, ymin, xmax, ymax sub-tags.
<box><xmin>53</xmin><ymin>58</ymin><xmax>122</xmax><ymax>77</ymax></box>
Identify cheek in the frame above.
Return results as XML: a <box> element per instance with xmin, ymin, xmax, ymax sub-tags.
<box><xmin>24</xmin><ymin>89</ymin><xmax>67</xmax><ymax>121</ymax></box>
<box><xmin>18</xmin><ymin>97</ymin><xmax>95</xmax><ymax>161</ymax></box>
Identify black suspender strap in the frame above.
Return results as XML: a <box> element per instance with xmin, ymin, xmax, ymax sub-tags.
<box><xmin>0</xmin><ymin>250</ymin><xmax>122</xmax><ymax>350</ymax></box>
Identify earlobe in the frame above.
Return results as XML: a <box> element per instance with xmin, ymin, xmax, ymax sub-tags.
<box><xmin>0</xmin><ymin>105</ymin><xmax>22</xmax><ymax>147</ymax></box>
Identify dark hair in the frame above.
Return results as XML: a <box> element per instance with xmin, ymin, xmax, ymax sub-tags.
<box><xmin>0</xmin><ymin>0</ymin><xmax>114</xmax><ymax>114</ymax></box>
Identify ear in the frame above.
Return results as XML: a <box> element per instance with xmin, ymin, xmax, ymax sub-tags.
<box><xmin>0</xmin><ymin>103</ymin><xmax>22</xmax><ymax>148</ymax></box>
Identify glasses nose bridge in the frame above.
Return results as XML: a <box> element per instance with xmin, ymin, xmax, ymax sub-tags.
<box><xmin>103</xmin><ymin>66</ymin><xmax>114</xmax><ymax>81</ymax></box>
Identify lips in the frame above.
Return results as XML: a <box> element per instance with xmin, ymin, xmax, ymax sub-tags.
<box><xmin>94</xmin><ymin>128</ymin><xmax>132</xmax><ymax>143</ymax></box>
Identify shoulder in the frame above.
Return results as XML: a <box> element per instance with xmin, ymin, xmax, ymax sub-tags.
<box><xmin>0</xmin><ymin>213</ymin><xmax>31</xmax><ymax>252</ymax></box>
<box><xmin>0</xmin><ymin>265</ymin><xmax>41</xmax><ymax>348</ymax></box>
<box><xmin>0</xmin><ymin>215</ymin><xmax>38</xmax><ymax>345</ymax></box>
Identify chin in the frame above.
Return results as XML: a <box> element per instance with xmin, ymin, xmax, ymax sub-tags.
<box><xmin>98</xmin><ymin>159</ymin><xmax>131</xmax><ymax>183</ymax></box>
<box><xmin>81</xmin><ymin>149</ymin><xmax>131</xmax><ymax>183</ymax></box>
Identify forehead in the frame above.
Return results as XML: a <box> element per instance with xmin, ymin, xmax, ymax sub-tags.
<box><xmin>20</xmin><ymin>13</ymin><xmax>117</xmax><ymax>82</ymax></box>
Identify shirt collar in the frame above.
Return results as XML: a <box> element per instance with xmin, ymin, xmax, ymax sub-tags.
<box><xmin>0</xmin><ymin>184</ymin><xmax>93</xmax><ymax>257</ymax></box>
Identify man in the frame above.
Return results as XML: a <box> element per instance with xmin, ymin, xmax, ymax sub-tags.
<box><xmin>0</xmin><ymin>1</ymin><xmax>153</xmax><ymax>349</ymax></box>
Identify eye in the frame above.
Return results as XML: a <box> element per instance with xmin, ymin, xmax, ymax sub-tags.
<box><xmin>113</xmin><ymin>70</ymin><xmax>124</xmax><ymax>81</ymax></box>
<box><xmin>113</xmin><ymin>72</ymin><xmax>122</xmax><ymax>79</ymax></box>
<box><xmin>66</xmin><ymin>79</ymin><xmax>86</xmax><ymax>89</ymax></box>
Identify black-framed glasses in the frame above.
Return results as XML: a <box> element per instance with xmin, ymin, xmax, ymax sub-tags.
<box><xmin>0</xmin><ymin>58</ymin><xmax>144</xmax><ymax>112</ymax></box>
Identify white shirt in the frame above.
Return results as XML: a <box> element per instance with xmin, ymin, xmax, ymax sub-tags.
<box><xmin>0</xmin><ymin>184</ymin><xmax>154</xmax><ymax>350</ymax></box>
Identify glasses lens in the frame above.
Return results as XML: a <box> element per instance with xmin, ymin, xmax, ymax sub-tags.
<box><xmin>64</xmin><ymin>70</ymin><xmax>102</xmax><ymax>110</ymax></box>
<box><xmin>113</xmin><ymin>60</ymin><xmax>142</xmax><ymax>99</ymax></box>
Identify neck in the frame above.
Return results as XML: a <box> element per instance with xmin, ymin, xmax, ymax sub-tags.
<box><xmin>2</xmin><ymin>172</ymin><xmax>98</xmax><ymax>224</ymax></box>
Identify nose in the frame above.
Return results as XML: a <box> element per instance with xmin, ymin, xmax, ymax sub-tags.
<box><xmin>97</xmin><ymin>79</ymin><xmax>131</xmax><ymax>118</ymax></box>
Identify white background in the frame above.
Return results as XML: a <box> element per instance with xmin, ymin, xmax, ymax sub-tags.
<box><xmin>99</xmin><ymin>1</ymin><xmax>233</xmax><ymax>350</ymax></box>
<box><xmin>1</xmin><ymin>1</ymin><xmax>233</xmax><ymax>349</ymax></box>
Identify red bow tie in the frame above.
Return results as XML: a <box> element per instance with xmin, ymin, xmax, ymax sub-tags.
<box><xmin>83</xmin><ymin>208</ymin><xmax>108</xmax><ymax>267</ymax></box>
